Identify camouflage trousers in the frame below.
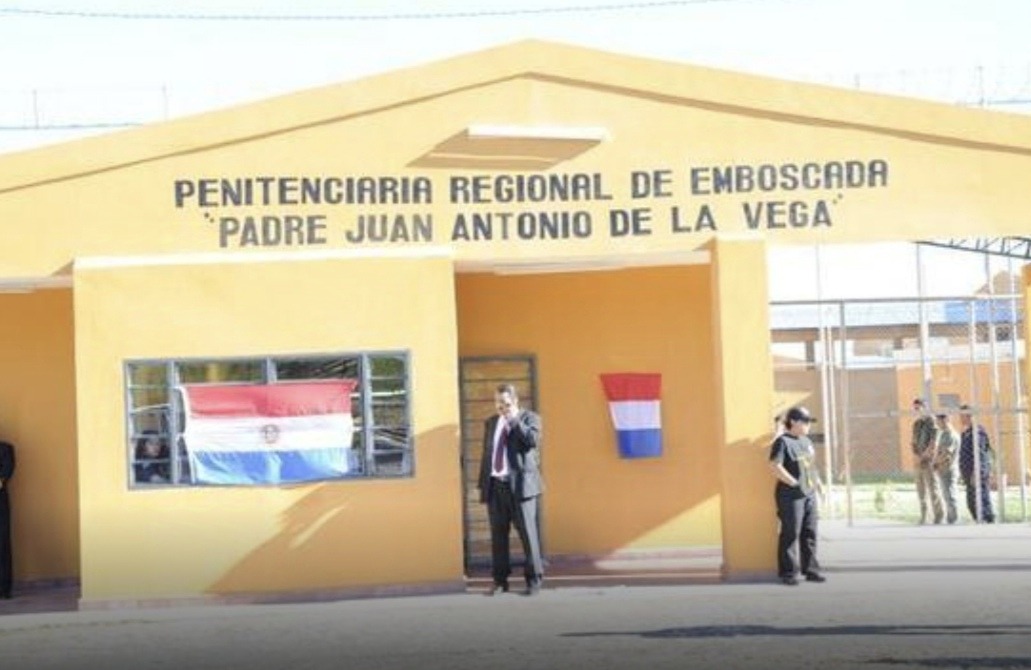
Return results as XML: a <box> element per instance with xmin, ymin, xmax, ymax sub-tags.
<box><xmin>915</xmin><ymin>461</ymin><xmax>944</xmax><ymax>524</ymax></box>
<box><xmin>934</xmin><ymin>465</ymin><xmax>959</xmax><ymax>524</ymax></box>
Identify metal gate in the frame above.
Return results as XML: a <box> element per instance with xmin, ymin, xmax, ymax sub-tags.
<box><xmin>771</xmin><ymin>295</ymin><xmax>1029</xmax><ymax>524</ymax></box>
<box><xmin>458</xmin><ymin>355</ymin><xmax>539</xmax><ymax>571</ymax></box>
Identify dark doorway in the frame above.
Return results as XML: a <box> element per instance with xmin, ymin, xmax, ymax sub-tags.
<box><xmin>458</xmin><ymin>355</ymin><xmax>539</xmax><ymax>571</ymax></box>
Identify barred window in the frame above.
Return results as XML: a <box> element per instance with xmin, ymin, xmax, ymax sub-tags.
<box><xmin>125</xmin><ymin>352</ymin><xmax>412</xmax><ymax>488</ymax></box>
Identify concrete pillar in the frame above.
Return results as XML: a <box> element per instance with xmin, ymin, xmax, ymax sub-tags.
<box><xmin>707</xmin><ymin>236</ymin><xmax>777</xmax><ymax>580</ymax></box>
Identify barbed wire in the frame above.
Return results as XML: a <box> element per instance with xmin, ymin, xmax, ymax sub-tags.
<box><xmin>0</xmin><ymin>0</ymin><xmax>742</xmax><ymax>21</ymax></box>
<box><xmin>1</xmin><ymin>64</ymin><xmax>1029</xmax><ymax>134</ymax></box>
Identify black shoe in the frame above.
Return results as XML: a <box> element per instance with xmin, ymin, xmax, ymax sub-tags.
<box><xmin>0</xmin><ymin>593</ymin><xmax>11</xmax><ymax>600</ymax></box>
<box><xmin>781</xmin><ymin>576</ymin><xmax>799</xmax><ymax>586</ymax></box>
<box><xmin>523</xmin><ymin>580</ymin><xmax>542</xmax><ymax>596</ymax></box>
<box><xmin>805</xmin><ymin>572</ymin><xmax>827</xmax><ymax>583</ymax></box>
<box><xmin>485</xmin><ymin>582</ymin><xmax>508</xmax><ymax>597</ymax></box>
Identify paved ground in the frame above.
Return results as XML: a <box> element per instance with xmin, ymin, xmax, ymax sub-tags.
<box><xmin>1</xmin><ymin>519</ymin><xmax>1029</xmax><ymax>670</ymax></box>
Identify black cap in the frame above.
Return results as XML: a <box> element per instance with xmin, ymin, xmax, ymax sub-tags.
<box><xmin>785</xmin><ymin>406</ymin><xmax>816</xmax><ymax>424</ymax></box>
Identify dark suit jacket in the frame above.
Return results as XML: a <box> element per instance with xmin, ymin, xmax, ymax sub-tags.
<box><xmin>478</xmin><ymin>409</ymin><xmax>543</xmax><ymax>502</ymax></box>
<box><xmin>0</xmin><ymin>441</ymin><xmax>13</xmax><ymax>501</ymax></box>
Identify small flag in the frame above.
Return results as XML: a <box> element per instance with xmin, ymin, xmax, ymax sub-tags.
<box><xmin>600</xmin><ymin>373</ymin><xmax>662</xmax><ymax>459</ymax></box>
<box><xmin>180</xmin><ymin>381</ymin><xmax>357</xmax><ymax>485</ymax></box>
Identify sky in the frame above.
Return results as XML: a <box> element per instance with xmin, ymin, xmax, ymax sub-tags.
<box><xmin>0</xmin><ymin>0</ymin><xmax>1028</xmax><ymax>299</ymax></box>
<box><xmin>2</xmin><ymin>0</ymin><xmax>1029</xmax><ymax>139</ymax></box>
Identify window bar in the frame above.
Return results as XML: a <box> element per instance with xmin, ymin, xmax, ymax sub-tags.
<box><xmin>361</xmin><ymin>354</ymin><xmax>375</xmax><ymax>477</ymax></box>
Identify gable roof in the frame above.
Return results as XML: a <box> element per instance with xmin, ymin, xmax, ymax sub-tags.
<box><xmin>2</xmin><ymin>38</ymin><xmax>1031</xmax><ymax>194</ymax></box>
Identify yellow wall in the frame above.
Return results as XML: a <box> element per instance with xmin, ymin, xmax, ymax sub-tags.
<box><xmin>3</xmin><ymin>41</ymin><xmax>1031</xmax><ymax>595</ymax></box>
<box><xmin>456</xmin><ymin>264</ymin><xmax>722</xmax><ymax>555</ymax></box>
<box><xmin>4</xmin><ymin>43</ymin><xmax>1031</xmax><ymax>279</ymax></box>
<box><xmin>72</xmin><ymin>252</ymin><xmax>463</xmax><ymax>602</ymax></box>
<box><xmin>1026</xmin><ymin>266</ymin><xmax>1031</xmax><ymax>484</ymax></box>
<box><xmin>0</xmin><ymin>290</ymin><xmax>79</xmax><ymax>581</ymax></box>
<box><xmin>708</xmin><ymin>237</ymin><xmax>777</xmax><ymax>578</ymax></box>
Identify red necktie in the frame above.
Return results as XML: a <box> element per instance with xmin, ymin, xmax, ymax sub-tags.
<box><xmin>493</xmin><ymin>423</ymin><xmax>509</xmax><ymax>472</ymax></box>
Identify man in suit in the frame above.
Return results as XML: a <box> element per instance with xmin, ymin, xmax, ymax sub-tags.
<box><xmin>0</xmin><ymin>440</ymin><xmax>14</xmax><ymax>599</ymax></box>
<box><xmin>478</xmin><ymin>383</ymin><xmax>544</xmax><ymax>596</ymax></box>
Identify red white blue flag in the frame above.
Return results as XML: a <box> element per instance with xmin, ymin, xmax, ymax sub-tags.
<box><xmin>600</xmin><ymin>373</ymin><xmax>663</xmax><ymax>458</ymax></box>
<box><xmin>180</xmin><ymin>381</ymin><xmax>357</xmax><ymax>485</ymax></box>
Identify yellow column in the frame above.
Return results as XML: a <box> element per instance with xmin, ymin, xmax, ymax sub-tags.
<box><xmin>707</xmin><ymin>236</ymin><xmax>777</xmax><ymax>580</ymax></box>
<box><xmin>1022</xmin><ymin>265</ymin><xmax>1031</xmax><ymax>486</ymax></box>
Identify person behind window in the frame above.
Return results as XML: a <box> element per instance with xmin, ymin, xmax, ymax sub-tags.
<box><xmin>769</xmin><ymin>406</ymin><xmax>826</xmax><ymax>586</ymax></box>
<box><xmin>134</xmin><ymin>430</ymin><xmax>170</xmax><ymax>484</ymax></box>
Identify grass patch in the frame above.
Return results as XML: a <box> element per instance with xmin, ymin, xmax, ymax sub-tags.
<box><xmin>822</xmin><ymin>482</ymin><xmax>1031</xmax><ymax>524</ymax></box>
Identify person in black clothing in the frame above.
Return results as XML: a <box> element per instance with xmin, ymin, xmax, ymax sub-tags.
<box><xmin>957</xmin><ymin>405</ymin><xmax>995</xmax><ymax>523</ymax></box>
<box><xmin>769</xmin><ymin>406</ymin><xmax>825</xmax><ymax>586</ymax></box>
<box><xmin>134</xmin><ymin>431</ymin><xmax>170</xmax><ymax>484</ymax></box>
<box><xmin>0</xmin><ymin>440</ymin><xmax>14</xmax><ymax>599</ymax></box>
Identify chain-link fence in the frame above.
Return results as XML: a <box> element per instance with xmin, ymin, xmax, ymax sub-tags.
<box><xmin>771</xmin><ymin>295</ymin><xmax>1030</xmax><ymax>524</ymax></box>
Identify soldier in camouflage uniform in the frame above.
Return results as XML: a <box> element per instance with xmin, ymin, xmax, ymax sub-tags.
<box><xmin>932</xmin><ymin>413</ymin><xmax>960</xmax><ymax>524</ymax></box>
<box><xmin>910</xmin><ymin>398</ymin><xmax>944</xmax><ymax>524</ymax></box>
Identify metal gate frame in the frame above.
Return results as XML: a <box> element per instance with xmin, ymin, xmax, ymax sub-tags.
<box><xmin>772</xmin><ymin>294</ymin><xmax>1029</xmax><ymax>525</ymax></box>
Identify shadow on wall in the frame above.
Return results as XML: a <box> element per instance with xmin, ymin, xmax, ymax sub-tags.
<box><xmin>545</xmin><ymin>423</ymin><xmax>724</xmax><ymax>554</ymax></box>
<box><xmin>455</xmin><ymin>267</ymin><xmax>729</xmax><ymax>556</ymax></box>
<box><xmin>205</xmin><ymin>424</ymin><xmax>461</xmax><ymax>597</ymax></box>
<box><xmin>408</xmin><ymin>129</ymin><xmax>602</xmax><ymax>170</ymax></box>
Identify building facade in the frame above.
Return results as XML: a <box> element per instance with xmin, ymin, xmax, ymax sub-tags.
<box><xmin>1</xmin><ymin>41</ymin><xmax>1030</xmax><ymax>607</ymax></box>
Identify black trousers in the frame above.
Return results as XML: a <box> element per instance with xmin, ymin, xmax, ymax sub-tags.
<box><xmin>486</xmin><ymin>479</ymin><xmax>544</xmax><ymax>586</ymax></box>
<box><xmin>964</xmin><ymin>475</ymin><xmax>995</xmax><ymax>522</ymax></box>
<box><xmin>0</xmin><ymin>490</ymin><xmax>10</xmax><ymax>596</ymax></box>
<box><xmin>776</xmin><ymin>490</ymin><xmax>819</xmax><ymax>578</ymax></box>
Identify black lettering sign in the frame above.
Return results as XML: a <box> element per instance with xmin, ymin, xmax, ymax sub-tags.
<box><xmin>218</xmin><ymin>215</ymin><xmax>327</xmax><ymax>248</ymax></box>
<box><xmin>744</xmin><ymin>200</ymin><xmax>833</xmax><ymax>229</ymax></box>
<box><xmin>609</xmin><ymin>208</ymin><xmax>652</xmax><ymax>237</ymax></box>
<box><xmin>345</xmin><ymin>214</ymin><xmax>433</xmax><ymax>244</ymax></box>
<box><xmin>671</xmin><ymin>205</ymin><xmax>717</xmax><ymax>233</ymax></box>
<box><xmin>630</xmin><ymin>170</ymin><xmax>673</xmax><ymax>199</ymax></box>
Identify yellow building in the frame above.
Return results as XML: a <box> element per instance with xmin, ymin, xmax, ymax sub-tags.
<box><xmin>2</xmin><ymin>40</ymin><xmax>1031</xmax><ymax>607</ymax></box>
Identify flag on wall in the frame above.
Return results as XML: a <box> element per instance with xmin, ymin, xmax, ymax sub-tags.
<box><xmin>599</xmin><ymin>372</ymin><xmax>663</xmax><ymax>459</ymax></box>
<box><xmin>180</xmin><ymin>381</ymin><xmax>357</xmax><ymax>485</ymax></box>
